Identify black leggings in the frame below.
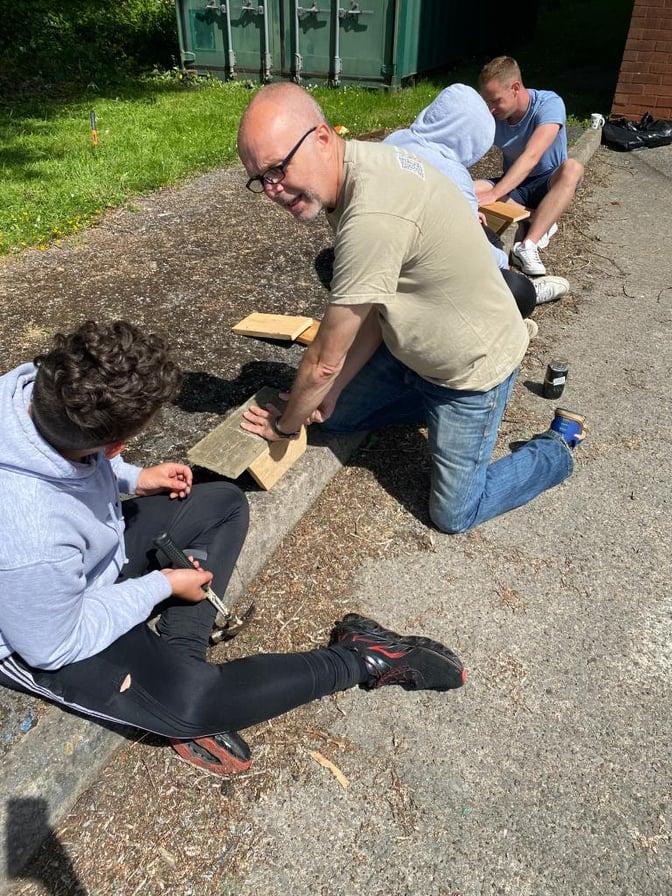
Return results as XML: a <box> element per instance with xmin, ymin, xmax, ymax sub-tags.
<box><xmin>501</xmin><ymin>268</ymin><xmax>536</xmax><ymax>319</ymax></box>
<box><xmin>0</xmin><ymin>484</ymin><xmax>364</xmax><ymax>738</ymax></box>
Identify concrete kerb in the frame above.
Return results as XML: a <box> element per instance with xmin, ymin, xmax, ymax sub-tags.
<box><xmin>0</xmin><ymin>124</ymin><xmax>605</xmax><ymax>889</ymax></box>
<box><xmin>0</xmin><ymin>430</ymin><xmax>365</xmax><ymax>891</ymax></box>
<box><xmin>569</xmin><ymin>124</ymin><xmax>603</xmax><ymax>166</ymax></box>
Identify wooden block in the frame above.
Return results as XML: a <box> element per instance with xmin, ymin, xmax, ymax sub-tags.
<box><xmin>247</xmin><ymin>426</ymin><xmax>307</xmax><ymax>491</ymax></box>
<box><xmin>480</xmin><ymin>200</ymin><xmax>530</xmax><ymax>236</ymax></box>
<box><xmin>479</xmin><ymin>200</ymin><xmax>530</xmax><ymax>223</ymax></box>
<box><xmin>187</xmin><ymin>386</ymin><xmax>279</xmax><ymax>479</ymax></box>
<box><xmin>232</xmin><ymin>313</ymin><xmax>314</xmax><ymax>342</ymax></box>
<box><xmin>295</xmin><ymin>319</ymin><xmax>321</xmax><ymax>346</ymax></box>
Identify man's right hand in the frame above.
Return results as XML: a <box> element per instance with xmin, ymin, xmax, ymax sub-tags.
<box><xmin>278</xmin><ymin>391</ymin><xmax>339</xmax><ymax>425</ymax></box>
<box><xmin>160</xmin><ymin>567</ymin><xmax>212</xmax><ymax>602</ymax></box>
<box><xmin>475</xmin><ymin>186</ymin><xmax>500</xmax><ymax>206</ymax></box>
<box><xmin>307</xmin><ymin>394</ymin><xmax>339</xmax><ymax>424</ymax></box>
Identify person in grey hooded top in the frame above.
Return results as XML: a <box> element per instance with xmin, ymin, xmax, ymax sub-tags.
<box><xmin>0</xmin><ymin>320</ymin><xmax>465</xmax><ymax>775</ymax></box>
<box><xmin>384</xmin><ymin>84</ymin><xmax>568</xmax><ymax>312</ymax></box>
<box><xmin>385</xmin><ymin>83</ymin><xmax>497</xmax><ymax>221</ymax></box>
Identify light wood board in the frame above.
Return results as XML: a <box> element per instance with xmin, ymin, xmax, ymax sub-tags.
<box><xmin>295</xmin><ymin>319</ymin><xmax>321</xmax><ymax>345</ymax></box>
<box><xmin>247</xmin><ymin>425</ymin><xmax>307</xmax><ymax>490</ymax></box>
<box><xmin>232</xmin><ymin>313</ymin><xmax>314</xmax><ymax>342</ymax></box>
<box><xmin>187</xmin><ymin>386</ymin><xmax>279</xmax><ymax>479</ymax></box>
<box><xmin>479</xmin><ymin>199</ymin><xmax>530</xmax><ymax>222</ymax></box>
<box><xmin>479</xmin><ymin>200</ymin><xmax>530</xmax><ymax>236</ymax></box>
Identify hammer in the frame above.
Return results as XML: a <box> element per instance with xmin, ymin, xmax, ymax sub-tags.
<box><xmin>153</xmin><ymin>532</ymin><xmax>255</xmax><ymax>640</ymax></box>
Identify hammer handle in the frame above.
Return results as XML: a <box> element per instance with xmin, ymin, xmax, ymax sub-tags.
<box><xmin>153</xmin><ymin>532</ymin><xmax>229</xmax><ymax>616</ymax></box>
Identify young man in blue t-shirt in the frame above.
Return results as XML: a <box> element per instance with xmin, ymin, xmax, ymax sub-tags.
<box><xmin>474</xmin><ymin>56</ymin><xmax>584</xmax><ymax>276</ymax></box>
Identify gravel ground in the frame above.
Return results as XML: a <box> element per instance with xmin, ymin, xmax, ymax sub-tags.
<box><xmin>2</xmin><ymin>141</ymin><xmax>614</xmax><ymax>894</ymax></box>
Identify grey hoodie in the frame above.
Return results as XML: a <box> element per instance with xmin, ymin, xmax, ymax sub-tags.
<box><xmin>0</xmin><ymin>364</ymin><xmax>171</xmax><ymax>670</ymax></box>
<box><xmin>384</xmin><ymin>84</ymin><xmax>508</xmax><ymax>268</ymax></box>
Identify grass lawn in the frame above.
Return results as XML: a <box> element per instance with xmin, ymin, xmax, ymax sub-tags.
<box><xmin>0</xmin><ymin>78</ymin><xmax>452</xmax><ymax>255</ymax></box>
<box><xmin>0</xmin><ymin>0</ymin><xmax>633</xmax><ymax>256</ymax></box>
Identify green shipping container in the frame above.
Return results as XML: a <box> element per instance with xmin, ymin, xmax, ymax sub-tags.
<box><xmin>175</xmin><ymin>0</ymin><xmax>493</xmax><ymax>88</ymax></box>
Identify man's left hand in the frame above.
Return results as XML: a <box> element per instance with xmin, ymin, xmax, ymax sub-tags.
<box><xmin>136</xmin><ymin>463</ymin><xmax>193</xmax><ymax>499</ymax></box>
<box><xmin>240</xmin><ymin>403</ymin><xmax>285</xmax><ymax>442</ymax></box>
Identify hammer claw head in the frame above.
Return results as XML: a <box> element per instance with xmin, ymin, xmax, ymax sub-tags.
<box><xmin>210</xmin><ymin>602</ymin><xmax>256</xmax><ymax>644</ymax></box>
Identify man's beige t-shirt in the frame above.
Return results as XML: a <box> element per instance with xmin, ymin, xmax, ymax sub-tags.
<box><xmin>326</xmin><ymin>140</ymin><xmax>528</xmax><ymax>391</ymax></box>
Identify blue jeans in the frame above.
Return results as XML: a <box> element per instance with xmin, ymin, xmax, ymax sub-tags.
<box><xmin>322</xmin><ymin>345</ymin><xmax>573</xmax><ymax>533</ymax></box>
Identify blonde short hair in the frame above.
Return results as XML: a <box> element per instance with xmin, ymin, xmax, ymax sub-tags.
<box><xmin>478</xmin><ymin>56</ymin><xmax>522</xmax><ymax>89</ymax></box>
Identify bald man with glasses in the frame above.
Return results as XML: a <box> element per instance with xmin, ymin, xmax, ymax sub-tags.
<box><xmin>236</xmin><ymin>83</ymin><xmax>583</xmax><ymax>534</ymax></box>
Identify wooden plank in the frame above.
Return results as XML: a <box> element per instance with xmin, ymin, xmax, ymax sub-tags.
<box><xmin>232</xmin><ymin>313</ymin><xmax>314</xmax><ymax>342</ymax></box>
<box><xmin>479</xmin><ymin>199</ymin><xmax>530</xmax><ymax>223</ymax></box>
<box><xmin>187</xmin><ymin>386</ymin><xmax>280</xmax><ymax>479</ymax></box>
<box><xmin>480</xmin><ymin>200</ymin><xmax>531</xmax><ymax>235</ymax></box>
<box><xmin>295</xmin><ymin>319</ymin><xmax>321</xmax><ymax>346</ymax></box>
<box><xmin>247</xmin><ymin>425</ymin><xmax>307</xmax><ymax>491</ymax></box>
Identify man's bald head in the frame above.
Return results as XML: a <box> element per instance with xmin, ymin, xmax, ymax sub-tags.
<box><xmin>237</xmin><ymin>83</ymin><xmax>343</xmax><ymax>222</ymax></box>
<box><xmin>238</xmin><ymin>83</ymin><xmax>328</xmax><ymax>155</ymax></box>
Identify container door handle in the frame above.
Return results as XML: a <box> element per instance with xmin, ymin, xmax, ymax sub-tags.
<box><xmin>338</xmin><ymin>1</ymin><xmax>373</xmax><ymax>19</ymax></box>
<box><xmin>297</xmin><ymin>3</ymin><xmax>328</xmax><ymax>17</ymax></box>
<box><xmin>240</xmin><ymin>1</ymin><xmax>265</xmax><ymax>13</ymax></box>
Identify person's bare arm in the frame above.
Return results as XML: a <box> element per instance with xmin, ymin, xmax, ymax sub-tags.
<box><xmin>310</xmin><ymin>305</ymin><xmax>381</xmax><ymax>423</ymax></box>
<box><xmin>241</xmin><ymin>302</ymin><xmax>376</xmax><ymax>440</ymax></box>
<box><xmin>487</xmin><ymin>123</ymin><xmax>561</xmax><ymax>203</ymax></box>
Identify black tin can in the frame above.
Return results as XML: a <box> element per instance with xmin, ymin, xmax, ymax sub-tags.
<box><xmin>543</xmin><ymin>359</ymin><xmax>569</xmax><ymax>399</ymax></box>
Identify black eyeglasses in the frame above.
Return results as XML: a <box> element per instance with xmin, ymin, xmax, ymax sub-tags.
<box><xmin>246</xmin><ymin>126</ymin><xmax>317</xmax><ymax>193</ymax></box>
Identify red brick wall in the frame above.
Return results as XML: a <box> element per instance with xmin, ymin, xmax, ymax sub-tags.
<box><xmin>612</xmin><ymin>0</ymin><xmax>672</xmax><ymax>119</ymax></box>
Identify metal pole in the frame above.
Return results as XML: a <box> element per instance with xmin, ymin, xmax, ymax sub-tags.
<box><xmin>175</xmin><ymin>0</ymin><xmax>192</xmax><ymax>71</ymax></box>
<box><xmin>389</xmin><ymin>0</ymin><xmax>401</xmax><ymax>89</ymax></box>
<box><xmin>332</xmin><ymin>0</ymin><xmax>342</xmax><ymax>86</ymax></box>
<box><xmin>222</xmin><ymin>2</ymin><xmax>237</xmax><ymax>78</ymax></box>
<box><xmin>261</xmin><ymin>3</ymin><xmax>272</xmax><ymax>81</ymax></box>
<box><xmin>294</xmin><ymin>0</ymin><xmax>303</xmax><ymax>83</ymax></box>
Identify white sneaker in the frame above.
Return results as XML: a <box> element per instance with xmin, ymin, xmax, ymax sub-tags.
<box><xmin>536</xmin><ymin>223</ymin><xmax>558</xmax><ymax>250</ymax></box>
<box><xmin>525</xmin><ymin>318</ymin><xmax>539</xmax><ymax>340</ymax></box>
<box><xmin>533</xmin><ymin>275</ymin><xmax>570</xmax><ymax>304</ymax></box>
<box><xmin>512</xmin><ymin>239</ymin><xmax>546</xmax><ymax>276</ymax></box>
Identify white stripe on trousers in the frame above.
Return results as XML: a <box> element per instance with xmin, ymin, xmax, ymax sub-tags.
<box><xmin>0</xmin><ymin>655</ymin><xmax>132</xmax><ymax>729</ymax></box>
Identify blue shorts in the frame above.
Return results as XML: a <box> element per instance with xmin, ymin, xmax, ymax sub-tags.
<box><xmin>492</xmin><ymin>171</ymin><xmax>555</xmax><ymax>209</ymax></box>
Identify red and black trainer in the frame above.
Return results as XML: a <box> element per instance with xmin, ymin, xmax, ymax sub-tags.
<box><xmin>330</xmin><ymin>613</ymin><xmax>466</xmax><ymax>692</ymax></box>
<box><xmin>170</xmin><ymin>730</ymin><xmax>251</xmax><ymax>777</ymax></box>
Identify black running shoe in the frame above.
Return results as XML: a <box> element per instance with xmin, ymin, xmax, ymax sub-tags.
<box><xmin>170</xmin><ymin>730</ymin><xmax>251</xmax><ymax>777</ymax></box>
<box><xmin>330</xmin><ymin>613</ymin><xmax>466</xmax><ymax>692</ymax></box>
<box><xmin>197</xmin><ymin>731</ymin><xmax>251</xmax><ymax>769</ymax></box>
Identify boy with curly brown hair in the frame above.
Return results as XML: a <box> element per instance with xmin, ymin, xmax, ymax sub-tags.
<box><xmin>0</xmin><ymin>320</ymin><xmax>465</xmax><ymax>775</ymax></box>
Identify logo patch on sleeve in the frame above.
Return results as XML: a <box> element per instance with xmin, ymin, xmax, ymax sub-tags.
<box><xmin>396</xmin><ymin>152</ymin><xmax>425</xmax><ymax>180</ymax></box>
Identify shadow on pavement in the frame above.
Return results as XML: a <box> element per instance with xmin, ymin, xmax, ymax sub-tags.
<box><xmin>522</xmin><ymin>378</ymin><xmax>545</xmax><ymax>397</ymax></box>
<box><xmin>313</xmin><ymin>247</ymin><xmax>334</xmax><ymax>291</ymax></box>
<box><xmin>6</xmin><ymin>797</ymin><xmax>88</xmax><ymax>895</ymax></box>
<box><xmin>178</xmin><ymin>360</ymin><xmax>297</xmax><ymax>416</ymax></box>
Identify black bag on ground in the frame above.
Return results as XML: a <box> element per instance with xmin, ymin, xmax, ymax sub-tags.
<box><xmin>602</xmin><ymin>113</ymin><xmax>672</xmax><ymax>151</ymax></box>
